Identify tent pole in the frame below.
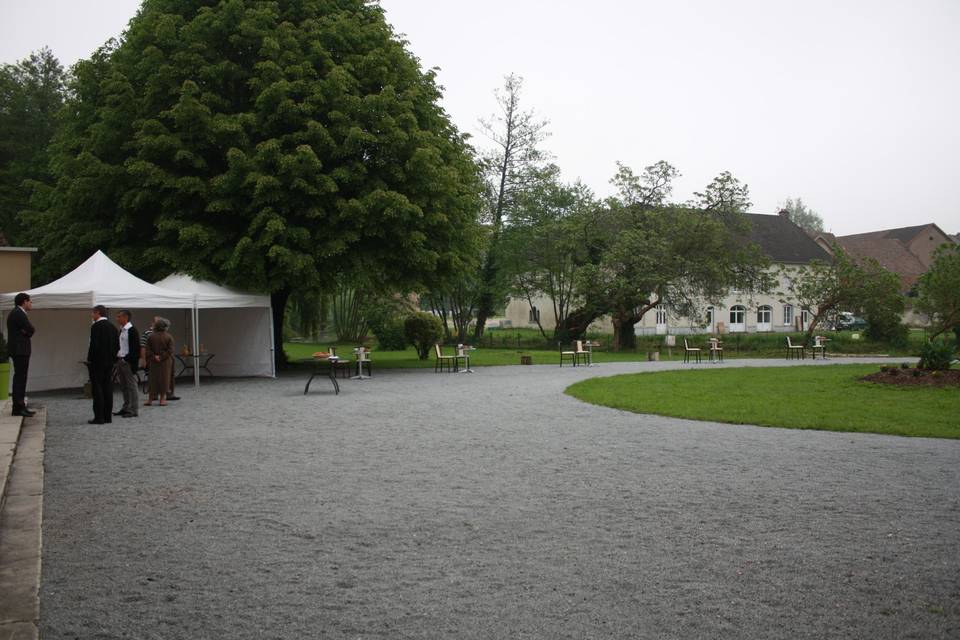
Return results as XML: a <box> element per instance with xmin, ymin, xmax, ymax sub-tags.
<box><xmin>269</xmin><ymin>304</ymin><xmax>276</xmax><ymax>378</ymax></box>
<box><xmin>193</xmin><ymin>298</ymin><xmax>200</xmax><ymax>388</ymax></box>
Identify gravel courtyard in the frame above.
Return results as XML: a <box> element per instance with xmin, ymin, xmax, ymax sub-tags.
<box><xmin>39</xmin><ymin>359</ymin><xmax>960</xmax><ymax>639</ymax></box>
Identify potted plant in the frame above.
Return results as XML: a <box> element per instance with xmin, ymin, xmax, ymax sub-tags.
<box><xmin>0</xmin><ymin>331</ymin><xmax>9</xmax><ymax>401</ymax></box>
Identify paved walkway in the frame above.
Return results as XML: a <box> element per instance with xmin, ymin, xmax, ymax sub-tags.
<box><xmin>37</xmin><ymin>359</ymin><xmax>960</xmax><ymax>639</ymax></box>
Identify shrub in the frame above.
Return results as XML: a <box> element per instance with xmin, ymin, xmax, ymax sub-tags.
<box><xmin>900</xmin><ymin>362</ymin><xmax>910</xmax><ymax>369</ymax></box>
<box><xmin>912</xmin><ymin>369</ymin><xmax>923</xmax><ymax>378</ymax></box>
<box><xmin>918</xmin><ymin>339</ymin><xmax>955</xmax><ymax>371</ymax></box>
<box><xmin>372</xmin><ymin>316</ymin><xmax>407</xmax><ymax>351</ymax></box>
<box><xmin>404</xmin><ymin>312</ymin><xmax>444</xmax><ymax>360</ymax></box>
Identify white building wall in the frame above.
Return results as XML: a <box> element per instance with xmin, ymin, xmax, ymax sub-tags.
<box><xmin>503</xmin><ymin>265</ymin><xmax>816</xmax><ymax>335</ymax></box>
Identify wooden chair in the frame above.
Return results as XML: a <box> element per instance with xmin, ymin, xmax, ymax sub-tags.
<box><xmin>559</xmin><ymin>342</ymin><xmax>578</xmax><ymax>367</ymax></box>
<box><xmin>683</xmin><ymin>339</ymin><xmax>701</xmax><ymax>363</ymax></box>
<box><xmin>708</xmin><ymin>338</ymin><xmax>724</xmax><ymax>363</ymax></box>
<box><xmin>434</xmin><ymin>344</ymin><xmax>462</xmax><ymax>372</ymax></box>
<box><xmin>786</xmin><ymin>336</ymin><xmax>806</xmax><ymax>360</ymax></box>
<box><xmin>574</xmin><ymin>340</ymin><xmax>592</xmax><ymax>366</ymax></box>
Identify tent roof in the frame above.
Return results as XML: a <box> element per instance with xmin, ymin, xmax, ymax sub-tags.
<box><xmin>154</xmin><ymin>273</ymin><xmax>271</xmax><ymax>308</ymax></box>
<box><xmin>0</xmin><ymin>250</ymin><xmax>195</xmax><ymax>309</ymax></box>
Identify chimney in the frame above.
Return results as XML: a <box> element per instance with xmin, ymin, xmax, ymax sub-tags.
<box><xmin>778</xmin><ymin>209</ymin><xmax>790</xmax><ymax>219</ymax></box>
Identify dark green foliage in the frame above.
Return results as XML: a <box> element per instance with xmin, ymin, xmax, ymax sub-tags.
<box><xmin>916</xmin><ymin>244</ymin><xmax>960</xmax><ymax>339</ymax></box>
<box><xmin>0</xmin><ymin>48</ymin><xmax>66</xmax><ymax>244</ymax></box>
<box><xmin>24</xmin><ymin>0</ymin><xmax>481</xmax><ymax>368</ymax></box>
<box><xmin>864</xmin><ymin>309</ymin><xmax>908</xmax><ymax>348</ymax></box>
<box><xmin>918</xmin><ymin>339</ymin><xmax>955</xmax><ymax>371</ymax></box>
<box><xmin>372</xmin><ymin>316</ymin><xmax>407</xmax><ymax>350</ymax></box>
<box><xmin>364</xmin><ymin>297</ymin><xmax>408</xmax><ymax>351</ymax></box>
<box><xmin>403</xmin><ymin>311</ymin><xmax>443</xmax><ymax>360</ymax></box>
<box><xmin>0</xmin><ymin>331</ymin><xmax>8</xmax><ymax>360</ymax></box>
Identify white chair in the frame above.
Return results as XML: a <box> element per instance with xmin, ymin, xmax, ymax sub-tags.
<box><xmin>683</xmin><ymin>339</ymin><xmax>701</xmax><ymax>363</ymax></box>
<box><xmin>786</xmin><ymin>336</ymin><xmax>805</xmax><ymax>360</ymax></box>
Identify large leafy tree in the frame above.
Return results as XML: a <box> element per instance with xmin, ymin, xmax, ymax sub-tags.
<box><xmin>555</xmin><ymin>164</ymin><xmax>770</xmax><ymax>349</ymax></box>
<box><xmin>25</xmin><ymin>0</ymin><xmax>481</xmax><ymax>366</ymax></box>
<box><xmin>0</xmin><ymin>47</ymin><xmax>66</xmax><ymax>244</ymax></box>
<box><xmin>781</xmin><ymin>244</ymin><xmax>903</xmax><ymax>344</ymax></box>
<box><xmin>499</xmin><ymin>166</ymin><xmax>597</xmax><ymax>340</ymax></box>
<box><xmin>915</xmin><ymin>243</ymin><xmax>960</xmax><ymax>340</ymax></box>
<box><xmin>472</xmin><ymin>73</ymin><xmax>550</xmax><ymax>338</ymax></box>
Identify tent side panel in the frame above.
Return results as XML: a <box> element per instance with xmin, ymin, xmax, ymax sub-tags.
<box><xmin>20</xmin><ymin>309</ymin><xmax>91</xmax><ymax>392</ymax></box>
<box><xmin>197</xmin><ymin>308</ymin><xmax>273</xmax><ymax>377</ymax></box>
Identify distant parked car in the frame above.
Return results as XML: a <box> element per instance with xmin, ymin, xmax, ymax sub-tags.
<box><xmin>835</xmin><ymin>314</ymin><xmax>868</xmax><ymax>331</ymax></box>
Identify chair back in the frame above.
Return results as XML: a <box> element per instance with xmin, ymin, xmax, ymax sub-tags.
<box><xmin>434</xmin><ymin>343</ymin><xmax>443</xmax><ymax>358</ymax></box>
<box><xmin>683</xmin><ymin>339</ymin><xmax>690</xmax><ymax>349</ymax></box>
<box><xmin>575</xmin><ymin>340</ymin><xmax>584</xmax><ymax>353</ymax></box>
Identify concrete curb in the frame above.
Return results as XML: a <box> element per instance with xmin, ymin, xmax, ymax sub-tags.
<box><xmin>0</xmin><ymin>404</ymin><xmax>44</xmax><ymax>640</ymax></box>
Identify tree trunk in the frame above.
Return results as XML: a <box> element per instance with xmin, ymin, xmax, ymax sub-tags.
<box><xmin>271</xmin><ymin>289</ymin><xmax>290</xmax><ymax>371</ymax></box>
<box><xmin>556</xmin><ymin>307</ymin><xmax>600</xmax><ymax>343</ymax></box>
<box><xmin>616</xmin><ymin>318</ymin><xmax>637</xmax><ymax>351</ymax></box>
<box><xmin>473</xmin><ymin>250</ymin><xmax>497</xmax><ymax>339</ymax></box>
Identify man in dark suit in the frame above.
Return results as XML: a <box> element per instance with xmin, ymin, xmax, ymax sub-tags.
<box><xmin>88</xmin><ymin>305</ymin><xmax>120</xmax><ymax>425</ymax></box>
<box><xmin>6</xmin><ymin>292</ymin><xmax>36</xmax><ymax>417</ymax></box>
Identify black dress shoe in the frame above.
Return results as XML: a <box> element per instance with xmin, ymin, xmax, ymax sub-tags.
<box><xmin>14</xmin><ymin>409</ymin><xmax>36</xmax><ymax>417</ymax></box>
<box><xmin>121</xmin><ymin>412</ymin><xmax>136</xmax><ymax>418</ymax></box>
<box><xmin>113</xmin><ymin>410</ymin><xmax>126</xmax><ymax>416</ymax></box>
<box><xmin>167</xmin><ymin>395</ymin><xmax>181</xmax><ymax>401</ymax></box>
<box><xmin>88</xmin><ymin>419</ymin><xmax>104</xmax><ymax>425</ymax></box>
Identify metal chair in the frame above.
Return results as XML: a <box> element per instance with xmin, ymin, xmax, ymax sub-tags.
<box><xmin>786</xmin><ymin>336</ymin><xmax>806</xmax><ymax>360</ymax></box>
<box><xmin>683</xmin><ymin>339</ymin><xmax>702</xmax><ymax>363</ymax></box>
<box><xmin>559</xmin><ymin>342</ymin><xmax>578</xmax><ymax>367</ymax></box>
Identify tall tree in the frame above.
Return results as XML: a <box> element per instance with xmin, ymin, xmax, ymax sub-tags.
<box><xmin>473</xmin><ymin>73</ymin><xmax>549</xmax><ymax>338</ymax></box>
<box><xmin>577</xmin><ymin>201</ymin><xmax>770</xmax><ymax>350</ymax></box>
<box><xmin>779</xmin><ymin>196</ymin><xmax>824</xmax><ymax>233</ymax></box>
<box><xmin>0</xmin><ymin>47</ymin><xmax>66</xmax><ymax>244</ymax></box>
<box><xmin>555</xmin><ymin>165</ymin><xmax>769</xmax><ymax>347</ymax></box>
<box><xmin>499</xmin><ymin>166</ymin><xmax>597</xmax><ymax>340</ymax></box>
<box><xmin>24</xmin><ymin>1</ymin><xmax>481</xmax><ymax>368</ymax></box>
<box><xmin>915</xmin><ymin>243</ymin><xmax>960</xmax><ymax>340</ymax></box>
<box><xmin>781</xmin><ymin>244</ymin><xmax>903</xmax><ymax>343</ymax></box>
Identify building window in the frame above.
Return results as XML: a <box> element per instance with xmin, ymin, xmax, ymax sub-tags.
<box><xmin>729</xmin><ymin>305</ymin><xmax>745</xmax><ymax>325</ymax></box>
<box><xmin>528</xmin><ymin>306</ymin><xmax>540</xmax><ymax>323</ymax></box>
<box><xmin>783</xmin><ymin>304</ymin><xmax>794</xmax><ymax>326</ymax></box>
<box><xmin>655</xmin><ymin>305</ymin><xmax>667</xmax><ymax>325</ymax></box>
<box><xmin>757</xmin><ymin>305</ymin><xmax>772</xmax><ymax>324</ymax></box>
<box><xmin>706</xmin><ymin>306</ymin><xmax>715</xmax><ymax>327</ymax></box>
<box><xmin>801</xmin><ymin>307</ymin><xmax>811</xmax><ymax>327</ymax></box>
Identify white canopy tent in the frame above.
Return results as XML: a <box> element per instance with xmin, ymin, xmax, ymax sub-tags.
<box><xmin>154</xmin><ymin>273</ymin><xmax>275</xmax><ymax>382</ymax></box>
<box><xmin>1</xmin><ymin>251</ymin><xmax>275</xmax><ymax>392</ymax></box>
<box><xmin>0</xmin><ymin>251</ymin><xmax>195</xmax><ymax>391</ymax></box>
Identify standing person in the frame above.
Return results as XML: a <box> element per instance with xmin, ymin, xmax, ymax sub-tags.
<box><xmin>6</xmin><ymin>293</ymin><xmax>36</xmax><ymax>417</ymax></box>
<box><xmin>113</xmin><ymin>310</ymin><xmax>140</xmax><ymax>418</ymax></box>
<box><xmin>88</xmin><ymin>305</ymin><xmax>120</xmax><ymax>424</ymax></box>
<box><xmin>144</xmin><ymin>318</ymin><xmax>174</xmax><ymax>407</ymax></box>
<box><xmin>165</xmin><ymin>318</ymin><xmax>180</xmax><ymax>401</ymax></box>
<box><xmin>140</xmin><ymin>316</ymin><xmax>179</xmax><ymax>401</ymax></box>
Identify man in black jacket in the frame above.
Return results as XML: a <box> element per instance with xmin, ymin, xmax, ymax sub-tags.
<box><xmin>88</xmin><ymin>305</ymin><xmax>120</xmax><ymax>425</ymax></box>
<box><xmin>113</xmin><ymin>309</ymin><xmax>140</xmax><ymax>418</ymax></box>
<box><xmin>6</xmin><ymin>293</ymin><xmax>36</xmax><ymax>417</ymax></box>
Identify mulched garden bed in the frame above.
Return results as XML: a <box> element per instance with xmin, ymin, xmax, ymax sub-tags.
<box><xmin>862</xmin><ymin>368</ymin><xmax>960</xmax><ymax>388</ymax></box>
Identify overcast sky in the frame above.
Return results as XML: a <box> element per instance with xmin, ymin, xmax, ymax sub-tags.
<box><xmin>2</xmin><ymin>0</ymin><xmax>958</xmax><ymax>235</ymax></box>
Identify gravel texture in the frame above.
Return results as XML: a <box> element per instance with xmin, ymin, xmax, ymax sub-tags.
<box><xmin>38</xmin><ymin>358</ymin><xmax>960</xmax><ymax>639</ymax></box>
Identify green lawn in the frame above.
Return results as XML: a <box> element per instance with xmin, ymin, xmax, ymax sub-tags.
<box><xmin>565</xmin><ymin>364</ymin><xmax>960</xmax><ymax>439</ymax></box>
<box><xmin>283</xmin><ymin>341</ymin><xmax>669</xmax><ymax>368</ymax></box>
